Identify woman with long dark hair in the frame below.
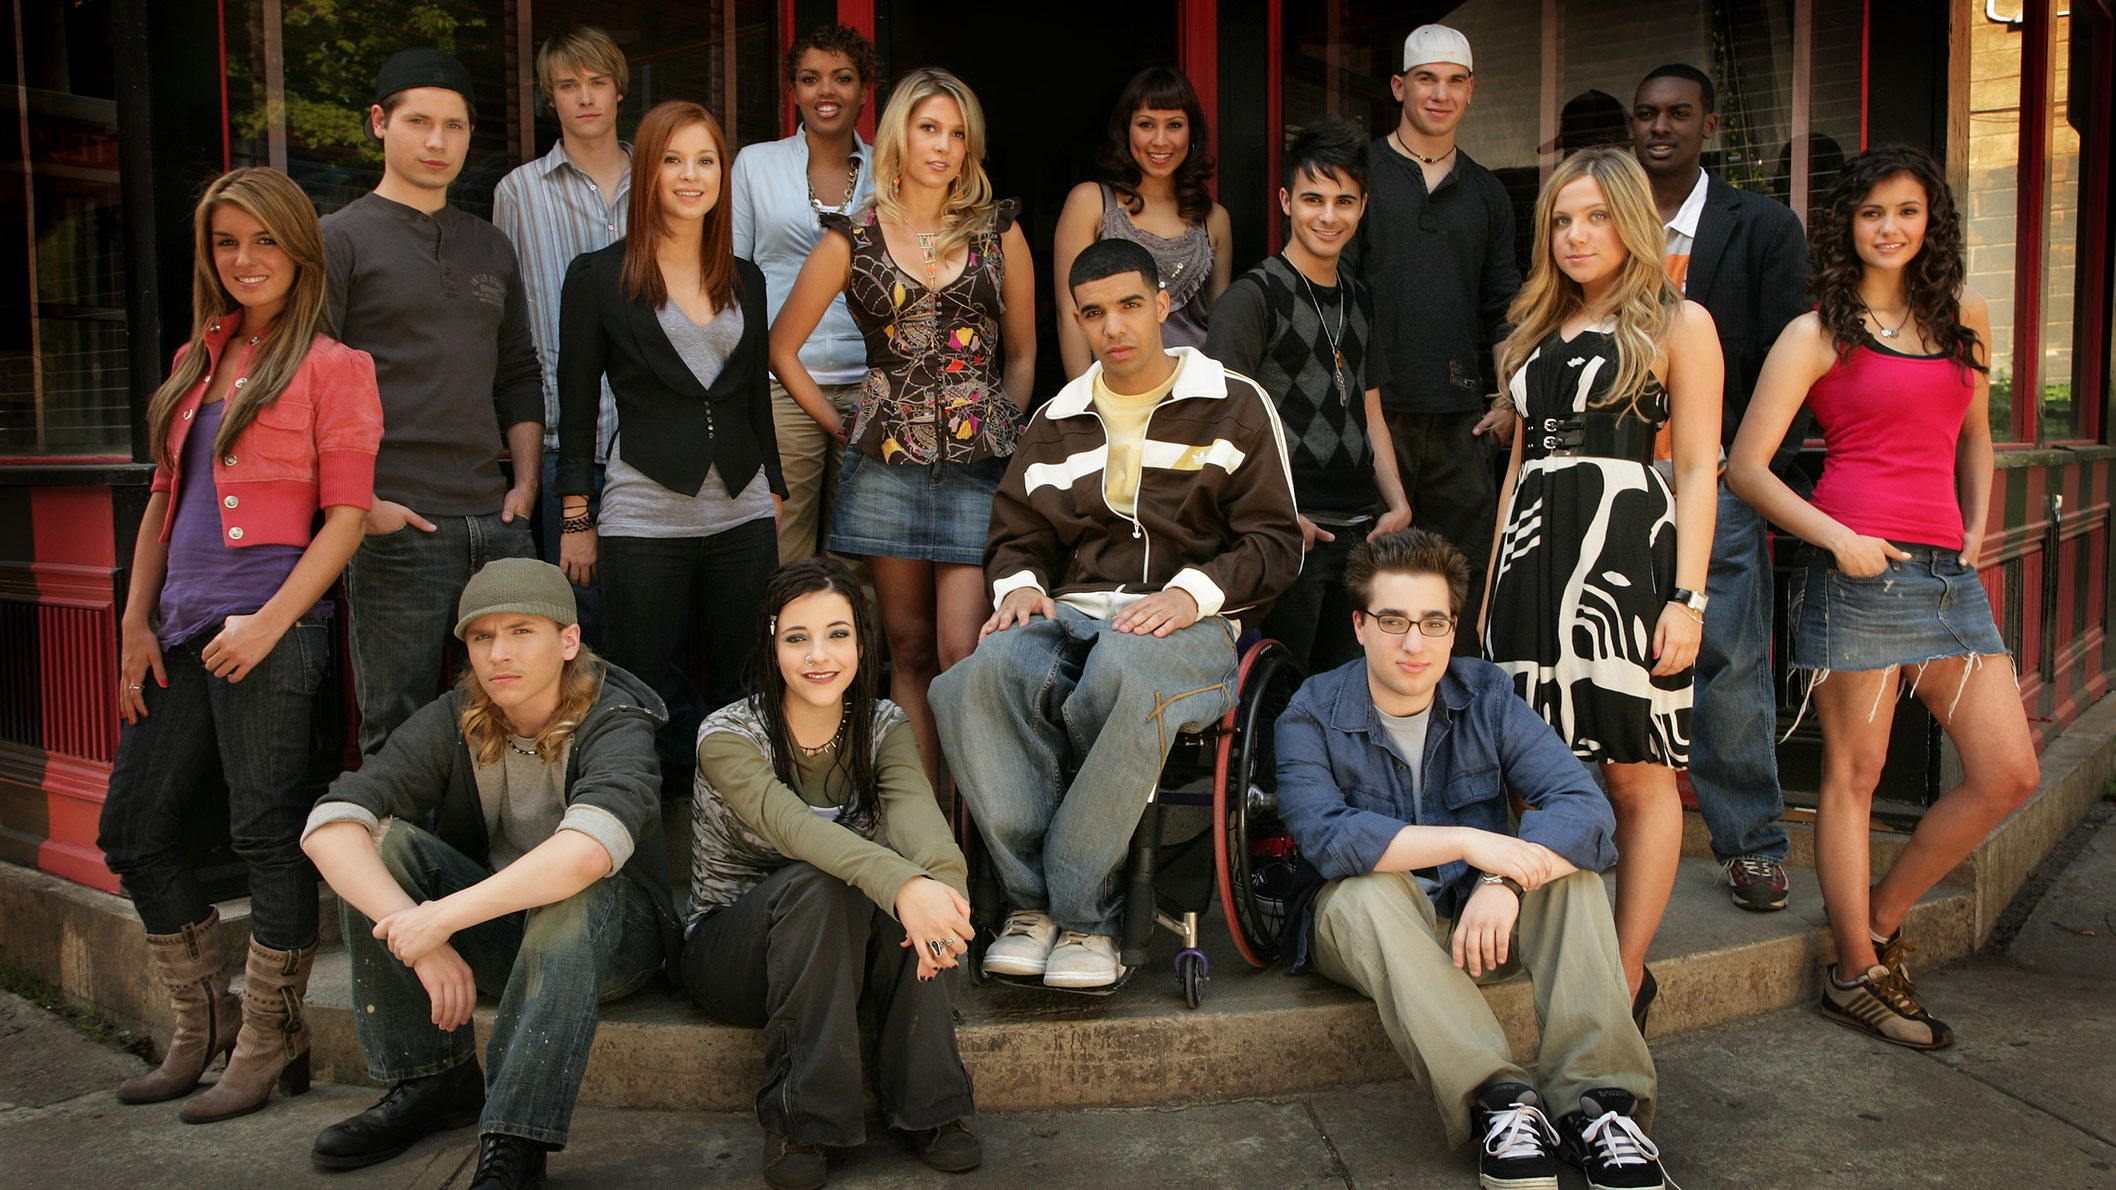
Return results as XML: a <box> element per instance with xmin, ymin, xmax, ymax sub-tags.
<box><xmin>683</xmin><ymin>556</ymin><xmax>978</xmax><ymax>1189</ymax></box>
<box><xmin>1052</xmin><ymin>65</ymin><xmax>1231</xmax><ymax>377</ymax></box>
<box><xmin>768</xmin><ymin>67</ymin><xmax>1034</xmax><ymax>788</ymax></box>
<box><xmin>1728</xmin><ymin>145</ymin><xmax>2036</xmax><ymax>1049</ymax></box>
<box><xmin>1482</xmin><ymin>147</ymin><xmax>1722</xmax><ymax>1025</ymax></box>
<box><xmin>98</xmin><ymin>166</ymin><xmax>382</xmax><ymax>1120</ymax></box>
<box><xmin>558</xmin><ymin>100</ymin><xmax>783</xmax><ymax>798</ymax></box>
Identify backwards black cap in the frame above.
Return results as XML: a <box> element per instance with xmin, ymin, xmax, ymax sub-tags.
<box><xmin>373</xmin><ymin>47</ymin><xmax>476</xmax><ymax>109</ymax></box>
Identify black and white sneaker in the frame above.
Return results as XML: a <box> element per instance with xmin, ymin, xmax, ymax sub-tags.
<box><xmin>1472</xmin><ymin>1082</ymin><xmax>1560</xmax><ymax>1190</ymax></box>
<box><xmin>1558</xmin><ymin>1088</ymin><xmax>1666</xmax><ymax>1190</ymax></box>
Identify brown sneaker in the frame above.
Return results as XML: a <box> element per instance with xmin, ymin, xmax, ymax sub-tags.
<box><xmin>763</xmin><ymin>1131</ymin><xmax>827</xmax><ymax>1190</ymax></box>
<box><xmin>1873</xmin><ymin>927</ymin><xmax>1917</xmax><ymax>980</ymax></box>
<box><xmin>910</xmin><ymin>1118</ymin><xmax>983</xmax><ymax>1172</ymax></box>
<box><xmin>1820</xmin><ymin>962</ymin><xmax>1954</xmax><ymax>1049</ymax></box>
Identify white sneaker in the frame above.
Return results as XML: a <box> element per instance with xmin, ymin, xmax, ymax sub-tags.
<box><xmin>981</xmin><ymin>910</ymin><xmax>1059</xmax><ymax>977</ymax></box>
<box><xmin>1042</xmin><ymin>931</ymin><xmax>1124</xmax><ymax>988</ymax></box>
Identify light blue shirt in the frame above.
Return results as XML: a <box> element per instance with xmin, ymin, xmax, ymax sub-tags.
<box><xmin>494</xmin><ymin>139</ymin><xmax>630</xmax><ymax>457</ymax></box>
<box><xmin>729</xmin><ymin>131</ymin><xmax>874</xmax><ymax>387</ymax></box>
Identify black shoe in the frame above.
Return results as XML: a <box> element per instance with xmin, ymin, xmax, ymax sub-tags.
<box><xmin>910</xmin><ymin>1118</ymin><xmax>983</xmax><ymax>1172</ymax></box>
<box><xmin>469</xmin><ymin>1133</ymin><xmax>548</xmax><ymax>1190</ymax></box>
<box><xmin>310</xmin><ymin>1059</ymin><xmax>484</xmax><ymax>1170</ymax></box>
<box><xmin>1631</xmin><ymin>967</ymin><xmax>1658</xmax><ymax>1036</ymax></box>
<box><xmin>1472</xmin><ymin>1082</ymin><xmax>1559</xmax><ymax>1190</ymax></box>
<box><xmin>763</xmin><ymin>1131</ymin><xmax>828</xmax><ymax>1190</ymax></box>
<box><xmin>1558</xmin><ymin>1088</ymin><xmax>1666</xmax><ymax>1190</ymax></box>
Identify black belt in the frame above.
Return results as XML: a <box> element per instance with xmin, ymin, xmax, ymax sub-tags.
<box><xmin>1520</xmin><ymin>413</ymin><xmax>1657</xmax><ymax>465</ymax></box>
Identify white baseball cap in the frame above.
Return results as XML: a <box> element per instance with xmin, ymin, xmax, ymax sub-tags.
<box><xmin>1402</xmin><ymin>24</ymin><xmax>1473</xmax><ymax>73</ymax></box>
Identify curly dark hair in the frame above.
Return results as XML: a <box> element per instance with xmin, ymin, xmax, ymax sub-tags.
<box><xmin>1095</xmin><ymin>65</ymin><xmax>1216</xmax><ymax>225</ymax></box>
<box><xmin>1809</xmin><ymin>144</ymin><xmax>1985</xmax><ymax>376</ymax></box>
<box><xmin>782</xmin><ymin>23</ymin><xmax>881</xmax><ymax>91</ymax></box>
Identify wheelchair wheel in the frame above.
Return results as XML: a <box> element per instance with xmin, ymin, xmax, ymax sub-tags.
<box><xmin>1213</xmin><ymin>639</ymin><xmax>1304</xmax><ymax>967</ymax></box>
<box><xmin>1177</xmin><ymin>949</ymin><xmax>1207</xmax><ymax>1009</ymax></box>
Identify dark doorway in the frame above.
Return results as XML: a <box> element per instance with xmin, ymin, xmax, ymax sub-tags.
<box><xmin>877</xmin><ymin>0</ymin><xmax>1181</xmax><ymax>402</ymax></box>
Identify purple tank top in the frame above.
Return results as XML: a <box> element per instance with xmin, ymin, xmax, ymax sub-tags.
<box><xmin>156</xmin><ymin>400</ymin><xmax>326</xmax><ymax>649</ymax></box>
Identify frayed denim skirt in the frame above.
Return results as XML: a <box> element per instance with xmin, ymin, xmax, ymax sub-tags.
<box><xmin>1787</xmin><ymin>541</ymin><xmax>2008</xmax><ymax>673</ymax></box>
<box><xmin>825</xmin><ymin>446</ymin><xmax>1005</xmax><ymax>565</ymax></box>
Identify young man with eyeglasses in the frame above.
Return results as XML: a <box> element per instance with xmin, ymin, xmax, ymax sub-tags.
<box><xmin>1275</xmin><ymin>528</ymin><xmax>1668</xmax><ymax>1190</ymax></box>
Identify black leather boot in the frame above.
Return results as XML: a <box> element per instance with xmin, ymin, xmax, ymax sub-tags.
<box><xmin>310</xmin><ymin>1058</ymin><xmax>484</xmax><ymax>1170</ymax></box>
<box><xmin>469</xmin><ymin>1133</ymin><xmax>548</xmax><ymax>1189</ymax></box>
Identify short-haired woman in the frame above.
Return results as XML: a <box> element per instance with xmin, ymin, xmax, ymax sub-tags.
<box><xmin>98</xmin><ymin>166</ymin><xmax>382</xmax><ymax>1121</ymax></box>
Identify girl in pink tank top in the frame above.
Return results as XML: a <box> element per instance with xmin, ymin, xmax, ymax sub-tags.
<box><xmin>1727</xmin><ymin>146</ymin><xmax>2035</xmax><ymax>1053</ymax></box>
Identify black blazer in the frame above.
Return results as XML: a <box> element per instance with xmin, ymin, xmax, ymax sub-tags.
<box><xmin>556</xmin><ymin>244</ymin><xmax>784</xmax><ymax>501</ymax></box>
<box><xmin>1685</xmin><ymin>172</ymin><xmax>1812</xmax><ymax>469</ymax></box>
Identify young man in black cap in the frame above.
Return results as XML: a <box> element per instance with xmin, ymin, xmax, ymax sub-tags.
<box><xmin>302</xmin><ymin>558</ymin><xmax>677</xmax><ymax>1189</ymax></box>
<box><xmin>326</xmin><ymin>48</ymin><xmax>544</xmax><ymax>754</ymax></box>
<box><xmin>1630</xmin><ymin>63</ymin><xmax>1810</xmax><ymax>914</ymax></box>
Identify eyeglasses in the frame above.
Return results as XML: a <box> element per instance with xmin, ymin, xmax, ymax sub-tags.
<box><xmin>1361</xmin><ymin>611</ymin><xmax>1457</xmax><ymax>637</ymax></box>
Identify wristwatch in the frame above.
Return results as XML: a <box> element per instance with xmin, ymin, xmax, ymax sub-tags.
<box><xmin>1669</xmin><ymin>587</ymin><xmax>1709</xmax><ymax>614</ymax></box>
<box><xmin>1478</xmin><ymin>872</ymin><xmax>1525</xmax><ymax>899</ymax></box>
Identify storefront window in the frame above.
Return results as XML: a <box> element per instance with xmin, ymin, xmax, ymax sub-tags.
<box><xmin>223</xmin><ymin>1</ymin><xmax>778</xmax><ymax>221</ymax></box>
<box><xmin>2039</xmin><ymin>7</ymin><xmax>2082</xmax><ymax>442</ymax></box>
<box><xmin>0</xmin><ymin>0</ymin><xmax>129</xmax><ymax>457</ymax></box>
<box><xmin>1281</xmin><ymin>0</ymin><xmax>1858</xmax><ymax>274</ymax></box>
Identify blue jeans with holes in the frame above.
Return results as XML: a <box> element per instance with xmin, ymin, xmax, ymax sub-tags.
<box><xmin>339</xmin><ymin>821</ymin><xmax>664</xmax><ymax>1147</ymax></box>
<box><xmin>97</xmin><ymin>623</ymin><xmax>329</xmax><ymax>948</ymax></box>
<box><xmin>1690</xmin><ymin>486</ymin><xmax>1790</xmax><ymax>865</ymax></box>
<box><xmin>343</xmin><ymin>513</ymin><xmax>534</xmax><ymax>755</ymax></box>
<box><xmin>931</xmin><ymin>604</ymin><xmax>1239</xmax><ymax>936</ymax></box>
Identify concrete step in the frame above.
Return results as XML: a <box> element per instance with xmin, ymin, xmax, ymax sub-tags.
<box><xmin>300</xmin><ymin>853</ymin><xmax>1976</xmax><ymax>1112</ymax></box>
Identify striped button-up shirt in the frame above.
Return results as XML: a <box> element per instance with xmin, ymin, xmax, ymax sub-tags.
<box><xmin>494</xmin><ymin>139</ymin><xmax>631</xmax><ymax>457</ymax></box>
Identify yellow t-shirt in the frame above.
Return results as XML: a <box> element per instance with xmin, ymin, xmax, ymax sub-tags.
<box><xmin>1092</xmin><ymin>356</ymin><xmax>1183</xmax><ymax>516</ymax></box>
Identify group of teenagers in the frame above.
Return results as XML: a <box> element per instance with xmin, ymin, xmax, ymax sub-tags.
<box><xmin>88</xmin><ymin>15</ymin><xmax>2042</xmax><ymax>1190</ymax></box>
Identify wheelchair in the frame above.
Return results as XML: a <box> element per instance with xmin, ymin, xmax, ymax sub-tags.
<box><xmin>952</xmin><ymin>635</ymin><xmax>1307</xmax><ymax>1008</ymax></box>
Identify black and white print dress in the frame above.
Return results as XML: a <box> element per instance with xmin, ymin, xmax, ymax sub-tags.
<box><xmin>1483</xmin><ymin>323</ymin><xmax>1691</xmax><ymax>768</ymax></box>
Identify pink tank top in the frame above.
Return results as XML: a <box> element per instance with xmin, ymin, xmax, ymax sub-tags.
<box><xmin>1805</xmin><ymin>339</ymin><xmax>1974</xmax><ymax>550</ymax></box>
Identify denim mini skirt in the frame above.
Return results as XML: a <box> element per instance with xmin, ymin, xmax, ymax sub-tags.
<box><xmin>825</xmin><ymin>446</ymin><xmax>1005</xmax><ymax>566</ymax></box>
<box><xmin>1787</xmin><ymin>541</ymin><xmax>2008</xmax><ymax>673</ymax></box>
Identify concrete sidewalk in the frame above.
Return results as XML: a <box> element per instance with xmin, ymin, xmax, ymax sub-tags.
<box><xmin>5</xmin><ymin>807</ymin><xmax>2111</xmax><ymax>1190</ymax></box>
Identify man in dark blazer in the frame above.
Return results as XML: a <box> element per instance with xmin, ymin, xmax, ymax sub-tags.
<box><xmin>1632</xmin><ymin>63</ymin><xmax>1811</xmax><ymax>913</ymax></box>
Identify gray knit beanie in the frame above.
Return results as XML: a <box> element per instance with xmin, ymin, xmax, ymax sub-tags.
<box><xmin>454</xmin><ymin>558</ymin><xmax>578</xmax><ymax>639</ymax></box>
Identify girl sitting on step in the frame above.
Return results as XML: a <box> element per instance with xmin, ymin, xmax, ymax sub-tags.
<box><xmin>682</xmin><ymin>556</ymin><xmax>980</xmax><ymax>1190</ymax></box>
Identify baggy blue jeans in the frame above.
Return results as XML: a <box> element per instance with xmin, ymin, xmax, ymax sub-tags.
<box><xmin>339</xmin><ymin>821</ymin><xmax>663</xmax><ymax>1147</ymax></box>
<box><xmin>1690</xmin><ymin>485</ymin><xmax>1791</xmax><ymax>864</ymax></box>
<box><xmin>98</xmin><ymin>623</ymin><xmax>329</xmax><ymax>947</ymax></box>
<box><xmin>343</xmin><ymin>513</ymin><xmax>534</xmax><ymax>755</ymax></box>
<box><xmin>930</xmin><ymin>605</ymin><xmax>1238</xmax><ymax>937</ymax></box>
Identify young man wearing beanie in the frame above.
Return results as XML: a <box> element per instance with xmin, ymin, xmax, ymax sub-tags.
<box><xmin>302</xmin><ymin>558</ymin><xmax>679</xmax><ymax>1189</ymax></box>
<box><xmin>326</xmin><ymin>48</ymin><xmax>544</xmax><ymax>755</ymax></box>
<box><xmin>1345</xmin><ymin>25</ymin><xmax>1520</xmax><ymax>657</ymax></box>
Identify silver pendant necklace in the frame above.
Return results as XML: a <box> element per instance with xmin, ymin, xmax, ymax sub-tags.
<box><xmin>1297</xmin><ymin>266</ymin><xmax>1350</xmax><ymax>404</ymax></box>
<box><xmin>1865</xmin><ymin>304</ymin><xmax>1912</xmax><ymax>340</ymax></box>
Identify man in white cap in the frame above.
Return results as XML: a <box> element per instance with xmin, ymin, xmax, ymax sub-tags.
<box><xmin>1345</xmin><ymin>25</ymin><xmax>1520</xmax><ymax>659</ymax></box>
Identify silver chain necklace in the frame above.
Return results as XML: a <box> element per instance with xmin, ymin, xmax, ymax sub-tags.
<box><xmin>807</xmin><ymin>158</ymin><xmax>859</xmax><ymax>220</ymax></box>
<box><xmin>1296</xmin><ymin>265</ymin><xmax>1350</xmax><ymax>404</ymax></box>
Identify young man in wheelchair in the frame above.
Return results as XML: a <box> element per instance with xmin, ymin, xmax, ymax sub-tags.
<box><xmin>931</xmin><ymin>237</ymin><xmax>1301</xmax><ymax>990</ymax></box>
<box><xmin>1276</xmin><ymin>529</ymin><xmax>1669</xmax><ymax>1190</ymax></box>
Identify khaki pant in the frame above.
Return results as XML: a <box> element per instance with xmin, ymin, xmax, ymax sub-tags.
<box><xmin>772</xmin><ymin>379</ymin><xmax>864</xmax><ymax>564</ymax></box>
<box><xmin>1312</xmin><ymin>869</ymin><xmax>1654</xmax><ymax>1149</ymax></box>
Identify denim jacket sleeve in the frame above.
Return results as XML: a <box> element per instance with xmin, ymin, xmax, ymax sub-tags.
<box><xmin>1494</xmin><ymin>693</ymin><xmax>1618</xmax><ymax>874</ymax></box>
<box><xmin>1274</xmin><ymin>688</ymin><xmax>1410</xmax><ymax>882</ymax></box>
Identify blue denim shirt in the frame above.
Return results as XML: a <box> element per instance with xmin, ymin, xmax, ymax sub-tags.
<box><xmin>1274</xmin><ymin>657</ymin><xmax>1618</xmax><ymax>971</ymax></box>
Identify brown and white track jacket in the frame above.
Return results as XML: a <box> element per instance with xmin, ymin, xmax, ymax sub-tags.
<box><xmin>985</xmin><ymin>347</ymin><xmax>1302</xmax><ymax>622</ymax></box>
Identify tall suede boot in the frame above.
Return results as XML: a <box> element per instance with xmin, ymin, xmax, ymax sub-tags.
<box><xmin>116</xmin><ymin>909</ymin><xmax>241</xmax><ymax>1104</ymax></box>
<box><xmin>180</xmin><ymin>938</ymin><xmax>315</xmax><ymax>1123</ymax></box>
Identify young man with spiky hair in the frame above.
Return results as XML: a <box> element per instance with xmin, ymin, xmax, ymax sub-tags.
<box><xmin>1277</xmin><ymin>528</ymin><xmax>1669</xmax><ymax>1190</ymax></box>
<box><xmin>494</xmin><ymin>26</ymin><xmax>633</xmax><ymax>646</ymax></box>
<box><xmin>1206</xmin><ymin>115</ymin><xmax>1411</xmax><ymax>672</ymax></box>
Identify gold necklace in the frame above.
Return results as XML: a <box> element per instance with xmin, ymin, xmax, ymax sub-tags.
<box><xmin>913</xmin><ymin>231</ymin><xmax>940</xmax><ymax>283</ymax></box>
